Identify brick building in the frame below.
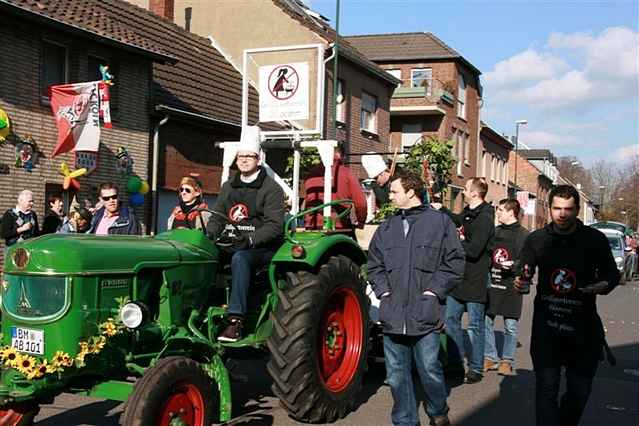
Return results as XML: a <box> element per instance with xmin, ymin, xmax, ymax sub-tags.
<box><xmin>479</xmin><ymin>123</ymin><xmax>512</xmax><ymax>206</ymax></box>
<box><xmin>509</xmin><ymin>149</ymin><xmax>557</xmax><ymax>230</ymax></box>
<box><xmin>0</xmin><ymin>0</ymin><xmax>267</xmax><ymax>251</ymax></box>
<box><xmin>344</xmin><ymin>32</ymin><xmax>483</xmax><ymax>211</ymax></box>
<box><xmin>0</xmin><ymin>0</ymin><xmax>174</xmax><ymax>262</ymax></box>
<box><xmin>133</xmin><ymin>0</ymin><xmax>400</xmax><ymax>179</ymax></box>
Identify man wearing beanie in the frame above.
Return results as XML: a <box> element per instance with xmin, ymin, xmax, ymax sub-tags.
<box><xmin>207</xmin><ymin>125</ymin><xmax>286</xmax><ymax>342</ymax></box>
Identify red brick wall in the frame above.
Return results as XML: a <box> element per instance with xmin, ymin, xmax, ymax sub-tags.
<box><xmin>0</xmin><ymin>16</ymin><xmax>153</xmax><ymax>265</ymax></box>
<box><xmin>325</xmin><ymin>58</ymin><xmax>394</xmax><ymax>179</ymax></box>
<box><xmin>508</xmin><ymin>151</ymin><xmax>552</xmax><ymax>229</ymax></box>
<box><xmin>480</xmin><ymin>130</ymin><xmax>511</xmax><ymax>206</ymax></box>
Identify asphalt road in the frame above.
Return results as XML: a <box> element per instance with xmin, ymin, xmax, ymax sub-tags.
<box><xmin>34</xmin><ymin>279</ymin><xmax>639</xmax><ymax>426</ymax></box>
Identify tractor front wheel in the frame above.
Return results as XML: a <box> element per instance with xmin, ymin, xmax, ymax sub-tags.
<box><xmin>0</xmin><ymin>403</ymin><xmax>39</xmax><ymax>426</ymax></box>
<box><xmin>267</xmin><ymin>255</ymin><xmax>370</xmax><ymax>423</ymax></box>
<box><xmin>120</xmin><ymin>356</ymin><xmax>216</xmax><ymax>426</ymax></box>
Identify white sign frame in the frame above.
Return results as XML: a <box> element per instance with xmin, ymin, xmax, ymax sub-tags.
<box><xmin>242</xmin><ymin>44</ymin><xmax>325</xmax><ymax>139</ymax></box>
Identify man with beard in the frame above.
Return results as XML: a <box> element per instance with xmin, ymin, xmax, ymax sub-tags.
<box><xmin>515</xmin><ymin>185</ymin><xmax>619</xmax><ymax>426</ymax></box>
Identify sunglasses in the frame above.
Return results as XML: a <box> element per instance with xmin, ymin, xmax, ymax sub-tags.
<box><xmin>101</xmin><ymin>194</ymin><xmax>118</xmax><ymax>201</ymax></box>
<box><xmin>179</xmin><ymin>187</ymin><xmax>193</xmax><ymax>194</ymax></box>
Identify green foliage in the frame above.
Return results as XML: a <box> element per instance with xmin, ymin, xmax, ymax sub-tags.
<box><xmin>373</xmin><ymin>202</ymin><xmax>398</xmax><ymax>223</ymax></box>
<box><xmin>284</xmin><ymin>148</ymin><xmax>321</xmax><ymax>183</ymax></box>
<box><xmin>402</xmin><ymin>136</ymin><xmax>455</xmax><ymax>188</ymax></box>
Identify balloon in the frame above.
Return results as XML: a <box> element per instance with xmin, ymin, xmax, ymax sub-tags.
<box><xmin>139</xmin><ymin>180</ymin><xmax>150</xmax><ymax>194</ymax></box>
<box><xmin>127</xmin><ymin>176</ymin><xmax>142</xmax><ymax>193</ymax></box>
<box><xmin>59</xmin><ymin>162</ymin><xmax>86</xmax><ymax>191</ymax></box>
<box><xmin>129</xmin><ymin>192</ymin><xmax>144</xmax><ymax>207</ymax></box>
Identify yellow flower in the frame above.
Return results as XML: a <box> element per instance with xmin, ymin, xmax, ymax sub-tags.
<box><xmin>91</xmin><ymin>336</ymin><xmax>107</xmax><ymax>354</ymax></box>
<box><xmin>16</xmin><ymin>355</ymin><xmax>36</xmax><ymax>375</ymax></box>
<box><xmin>42</xmin><ymin>359</ymin><xmax>58</xmax><ymax>374</ymax></box>
<box><xmin>1</xmin><ymin>347</ymin><xmax>19</xmax><ymax>367</ymax></box>
<box><xmin>101</xmin><ymin>321</ymin><xmax>118</xmax><ymax>337</ymax></box>
<box><xmin>26</xmin><ymin>362</ymin><xmax>45</xmax><ymax>380</ymax></box>
<box><xmin>79</xmin><ymin>341</ymin><xmax>90</xmax><ymax>353</ymax></box>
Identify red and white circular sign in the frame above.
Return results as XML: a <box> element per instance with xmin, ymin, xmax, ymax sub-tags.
<box><xmin>268</xmin><ymin>65</ymin><xmax>300</xmax><ymax>100</ymax></box>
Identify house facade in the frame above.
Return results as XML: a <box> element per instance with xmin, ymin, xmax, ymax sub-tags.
<box><xmin>345</xmin><ymin>32</ymin><xmax>483</xmax><ymax>211</ymax></box>
<box><xmin>479</xmin><ymin>123</ymin><xmax>512</xmax><ymax>206</ymax></box>
<box><xmin>133</xmin><ymin>0</ymin><xmax>400</xmax><ymax>179</ymax></box>
<box><xmin>0</xmin><ymin>0</ymin><xmax>172</xmax><ymax>262</ymax></box>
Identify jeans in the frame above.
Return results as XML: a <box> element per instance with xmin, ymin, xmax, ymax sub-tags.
<box><xmin>535</xmin><ymin>365</ymin><xmax>597</xmax><ymax>426</ymax></box>
<box><xmin>384</xmin><ymin>333</ymin><xmax>449</xmax><ymax>426</ymax></box>
<box><xmin>445</xmin><ymin>296</ymin><xmax>485</xmax><ymax>374</ymax></box>
<box><xmin>484</xmin><ymin>315</ymin><xmax>519</xmax><ymax>364</ymax></box>
<box><xmin>227</xmin><ymin>247</ymin><xmax>276</xmax><ymax>316</ymax></box>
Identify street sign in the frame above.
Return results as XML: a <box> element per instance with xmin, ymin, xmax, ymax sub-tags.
<box><xmin>259</xmin><ymin>62</ymin><xmax>309</xmax><ymax>122</ymax></box>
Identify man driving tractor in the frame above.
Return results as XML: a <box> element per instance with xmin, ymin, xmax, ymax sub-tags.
<box><xmin>206</xmin><ymin>125</ymin><xmax>286</xmax><ymax>342</ymax></box>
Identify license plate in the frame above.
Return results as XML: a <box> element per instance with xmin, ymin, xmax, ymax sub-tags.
<box><xmin>11</xmin><ymin>327</ymin><xmax>44</xmax><ymax>355</ymax></box>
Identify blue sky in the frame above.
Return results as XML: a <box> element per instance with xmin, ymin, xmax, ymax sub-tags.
<box><xmin>308</xmin><ymin>0</ymin><xmax>639</xmax><ymax>166</ymax></box>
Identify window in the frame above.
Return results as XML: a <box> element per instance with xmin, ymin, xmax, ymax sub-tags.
<box><xmin>360</xmin><ymin>92</ymin><xmax>377</xmax><ymax>133</ymax></box>
<box><xmin>336</xmin><ymin>79</ymin><xmax>346</xmax><ymax>123</ymax></box>
<box><xmin>185</xmin><ymin>7</ymin><xmax>192</xmax><ymax>31</ymax></box>
<box><xmin>88</xmin><ymin>56</ymin><xmax>118</xmax><ymax>115</ymax></box>
<box><xmin>386</xmin><ymin>69</ymin><xmax>402</xmax><ymax>87</ymax></box>
<box><xmin>41</xmin><ymin>41</ymin><xmax>68</xmax><ymax>101</ymax></box>
<box><xmin>411</xmin><ymin>68</ymin><xmax>432</xmax><ymax>95</ymax></box>
<box><xmin>496</xmin><ymin>159</ymin><xmax>502</xmax><ymax>183</ymax></box>
<box><xmin>401</xmin><ymin>123</ymin><xmax>422</xmax><ymax>150</ymax></box>
<box><xmin>463</xmin><ymin>133</ymin><xmax>470</xmax><ymax>165</ymax></box>
<box><xmin>453</xmin><ymin>130</ymin><xmax>463</xmax><ymax>176</ymax></box>
<box><xmin>482</xmin><ymin>151</ymin><xmax>488</xmax><ymax>178</ymax></box>
<box><xmin>491</xmin><ymin>155</ymin><xmax>496</xmax><ymax>181</ymax></box>
<box><xmin>457</xmin><ymin>72</ymin><xmax>466</xmax><ymax>119</ymax></box>
<box><xmin>503</xmin><ymin>161</ymin><xmax>509</xmax><ymax>185</ymax></box>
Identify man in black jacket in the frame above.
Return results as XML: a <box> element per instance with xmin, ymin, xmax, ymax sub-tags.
<box><xmin>368</xmin><ymin>172</ymin><xmax>465</xmax><ymax>426</ymax></box>
<box><xmin>207</xmin><ymin>126</ymin><xmax>285</xmax><ymax>343</ymax></box>
<box><xmin>484</xmin><ymin>199</ymin><xmax>529</xmax><ymax>376</ymax></box>
<box><xmin>2</xmin><ymin>190</ymin><xmax>39</xmax><ymax>251</ymax></box>
<box><xmin>515</xmin><ymin>185</ymin><xmax>619</xmax><ymax>426</ymax></box>
<box><xmin>437</xmin><ymin>177</ymin><xmax>494</xmax><ymax>383</ymax></box>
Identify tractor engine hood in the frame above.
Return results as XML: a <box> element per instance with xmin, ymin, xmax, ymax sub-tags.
<box><xmin>3</xmin><ymin>231</ymin><xmax>217</xmax><ymax>275</ymax></box>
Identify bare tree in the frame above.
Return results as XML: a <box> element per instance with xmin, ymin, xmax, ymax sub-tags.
<box><xmin>557</xmin><ymin>156</ymin><xmax>594</xmax><ymax>196</ymax></box>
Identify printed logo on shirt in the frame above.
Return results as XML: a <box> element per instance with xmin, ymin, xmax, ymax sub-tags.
<box><xmin>228</xmin><ymin>203</ymin><xmax>249</xmax><ymax>223</ymax></box>
<box><xmin>550</xmin><ymin>268</ymin><xmax>577</xmax><ymax>294</ymax></box>
<box><xmin>492</xmin><ymin>247</ymin><xmax>511</xmax><ymax>266</ymax></box>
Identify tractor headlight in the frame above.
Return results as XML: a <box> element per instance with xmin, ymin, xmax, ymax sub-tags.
<box><xmin>120</xmin><ymin>302</ymin><xmax>146</xmax><ymax>329</ymax></box>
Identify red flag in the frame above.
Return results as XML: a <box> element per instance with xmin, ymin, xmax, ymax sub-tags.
<box><xmin>49</xmin><ymin>81</ymin><xmax>102</xmax><ymax>157</ymax></box>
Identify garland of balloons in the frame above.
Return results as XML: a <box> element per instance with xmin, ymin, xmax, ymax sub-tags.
<box><xmin>126</xmin><ymin>175</ymin><xmax>149</xmax><ymax>207</ymax></box>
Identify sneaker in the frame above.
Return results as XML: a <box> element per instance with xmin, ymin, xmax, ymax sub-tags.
<box><xmin>484</xmin><ymin>358</ymin><xmax>498</xmax><ymax>372</ymax></box>
<box><xmin>498</xmin><ymin>361</ymin><xmax>514</xmax><ymax>376</ymax></box>
<box><xmin>218</xmin><ymin>316</ymin><xmax>244</xmax><ymax>342</ymax></box>
<box><xmin>464</xmin><ymin>371</ymin><xmax>483</xmax><ymax>384</ymax></box>
<box><xmin>430</xmin><ymin>415</ymin><xmax>451</xmax><ymax>426</ymax></box>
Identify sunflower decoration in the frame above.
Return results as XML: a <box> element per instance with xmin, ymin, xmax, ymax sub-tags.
<box><xmin>51</xmin><ymin>350</ymin><xmax>74</xmax><ymax>369</ymax></box>
<box><xmin>91</xmin><ymin>336</ymin><xmax>107</xmax><ymax>354</ymax></box>
<box><xmin>15</xmin><ymin>355</ymin><xmax>37</xmax><ymax>377</ymax></box>
<box><xmin>100</xmin><ymin>318</ymin><xmax>120</xmax><ymax>337</ymax></box>
<box><xmin>0</xmin><ymin>347</ymin><xmax>20</xmax><ymax>367</ymax></box>
<box><xmin>26</xmin><ymin>360</ymin><xmax>50</xmax><ymax>380</ymax></box>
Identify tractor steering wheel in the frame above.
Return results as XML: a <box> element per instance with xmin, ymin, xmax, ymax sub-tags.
<box><xmin>197</xmin><ymin>208</ymin><xmax>243</xmax><ymax>248</ymax></box>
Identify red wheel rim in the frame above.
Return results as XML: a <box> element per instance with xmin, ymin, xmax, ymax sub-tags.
<box><xmin>318</xmin><ymin>286</ymin><xmax>364</xmax><ymax>393</ymax></box>
<box><xmin>158</xmin><ymin>382</ymin><xmax>205</xmax><ymax>426</ymax></box>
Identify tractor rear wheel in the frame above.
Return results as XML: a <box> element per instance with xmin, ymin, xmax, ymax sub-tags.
<box><xmin>267</xmin><ymin>255</ymin><xmax>370</xmax><ymax>423</ymax></box>
<box><xmin>120</xmin><ymin>356</ymin><xmax>216</xmax><ymax>426</ymax></box>
<box><xmin>0</xmin><ymin>403</ymin><xmax>39</xmax><ymax>426</ymax></box>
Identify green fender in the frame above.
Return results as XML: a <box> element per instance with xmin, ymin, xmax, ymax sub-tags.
<box><xmin>268</xmin><ymin>232</ymin><xmax>366</xmax><ymax>287</ymax></box>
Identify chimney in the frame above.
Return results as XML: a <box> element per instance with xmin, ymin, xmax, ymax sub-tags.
<box><xmin>149</xmin><ymin>0</ymin><xmax>174</xmax><ymax>21</ymax></box>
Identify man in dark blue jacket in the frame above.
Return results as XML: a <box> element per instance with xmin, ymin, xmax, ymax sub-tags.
<box><xmin>89</xmin><ymin>182</ymin><xmax>141</xmax><ymax>235</ymax></box>
<box><xmin>368</xmin><ymin>172</ymin><xmax>465</xmax><ymax>426</ymax></box>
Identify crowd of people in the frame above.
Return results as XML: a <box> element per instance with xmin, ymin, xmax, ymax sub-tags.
<box><xmin>0</xmin><ymin>127</ymin><xmax>623</xmax><ymax>426</ymax></box>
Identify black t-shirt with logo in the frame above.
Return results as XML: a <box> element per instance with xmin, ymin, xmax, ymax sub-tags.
<box><xmin>518</xmin><ymin>220</ymin><xmax>619</xmax><ymax>359</ymax></box>
<box><xmin>487</xmin><ymin>222</ymin><xmax>529</xmax><ymax>319</ymax></box>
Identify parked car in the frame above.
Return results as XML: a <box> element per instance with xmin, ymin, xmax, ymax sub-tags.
<box><xmin>592</xmin><ymin>221</ymin><xmax>632</xmax><ymax>236</ymax></box>
<box><xmin>599</xmin><ymin>228</ymin><xmax>633</xmax><ymax>284</ymax></box>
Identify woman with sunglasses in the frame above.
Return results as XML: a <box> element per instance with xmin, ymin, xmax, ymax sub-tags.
<box><xmin>167</xmin><ymin>176</ymin><xmax>211</xmax><ymax>231</ymax></box>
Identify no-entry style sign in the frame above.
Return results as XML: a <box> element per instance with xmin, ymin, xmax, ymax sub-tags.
<box><xmin>259</xmin><ymin>62</ymin><xmax>309</xmax><ymax>122</ymax></box>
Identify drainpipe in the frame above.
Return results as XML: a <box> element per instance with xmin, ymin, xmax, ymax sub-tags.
<box><xmin>151</xmin><ymin>115</ymin><xmax>169</xmax><ymax>235</ymax></box>
<box><xmin>323</xmin><ymin>43</ymin><xmax>336</xmax><ymax>139</ymax></box>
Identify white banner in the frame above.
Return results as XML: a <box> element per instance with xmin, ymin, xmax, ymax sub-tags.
<box><xmin>524</xmin><ymin>198</ymin><xmax>536</xmax><ymax>216</ymax></box>
<box><xmin>259</xmin><ymin>62</ymin><xmax>309</xmax><ymax>122</ymax></box>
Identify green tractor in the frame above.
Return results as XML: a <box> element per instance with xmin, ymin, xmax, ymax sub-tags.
<box><xmin>0</xmin><ymin>141</ymin><xmax>372</xmax><ymax>425</ymax></box>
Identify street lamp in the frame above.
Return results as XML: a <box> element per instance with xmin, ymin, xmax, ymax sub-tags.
<box><xmin>513</xmin><ymin>119</ymin><xmax>528</xmax><ymax>189</ymax></box>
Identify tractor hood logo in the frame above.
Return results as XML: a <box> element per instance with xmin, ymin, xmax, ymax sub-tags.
<box><xmin>492</xmin><ymin>247</ymin><xmax>511</xmax><ymax>266</ymax></box>
<box><xmin>550</xmin><ymin>268</ymin><xmax>576</xmax><ymax>294</ymax></box>
<box><xmin>228</xmin><ymin>204</ymin><xmax>249</xmax><ymax>223</ymax></box>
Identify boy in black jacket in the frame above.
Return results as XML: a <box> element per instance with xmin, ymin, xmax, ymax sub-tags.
<box><xmin>436</xmin><ymin>177</ymin><xmax>494</xmax><ymax>384</ymax></box>
<box><xmin>515</xmin><ymin>185</ymin><xmax>619</xmax><ymax>426</ymax></box>
<box><xmin>484</xmin><ymin>199</ymin><xmax>529</xmax><ymax>376</ymax></box>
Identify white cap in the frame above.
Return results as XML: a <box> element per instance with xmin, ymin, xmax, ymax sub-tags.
<box><xmin>362</xmin><ymin>153</ymin><xmax>387</xmax><ymax>179</ymax></box>
<box><xmin>238</xmin><ymin>125</ymin><xmax>262</xmax><ymax>155</ymax></box>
